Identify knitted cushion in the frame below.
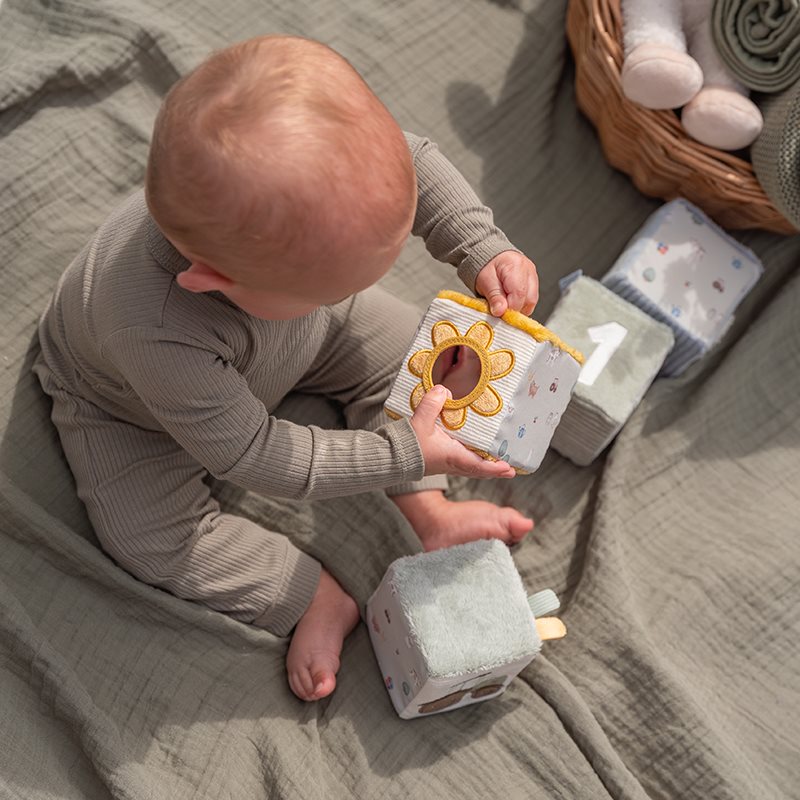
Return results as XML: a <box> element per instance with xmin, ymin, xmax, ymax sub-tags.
<box><xmin>753</xmin><ymin>80</ymin><xmax>800</xmax><ymax>231</ymax></box>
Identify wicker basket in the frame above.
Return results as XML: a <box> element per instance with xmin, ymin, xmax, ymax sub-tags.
<box><xmin>566</xmin><ymin>0</ymin><xmax>797</xmax><ymax>234</ymax></box>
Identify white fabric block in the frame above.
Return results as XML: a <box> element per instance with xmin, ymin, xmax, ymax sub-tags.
<box><xmin>367</xmin><ymin>540</ymin><xmax>558</xmax><ymax>719</ymax></box>
<box><xmin>385</xmin><ymin>291</ymin><xmax>584</xmax><ymax>472</ymax></box>
<box><xmin>546</xmin><ymin>275</ymin><xmax>674</xmax><ymax>465</ymax></box>
<box><xmin>602</xmin><ymin>199</ymin><xmax>763</xmax><ymax>376</ymax></box>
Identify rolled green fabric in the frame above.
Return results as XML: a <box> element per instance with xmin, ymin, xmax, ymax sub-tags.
<box><xmin>752</xmin><ymin>78</ymin><xmax>800</xmax><ymax>230</ymax></box>
<box><xmin>713</xmin><ymin>0</ymin><xmax>800</xmax><ymax>92</ymax></box>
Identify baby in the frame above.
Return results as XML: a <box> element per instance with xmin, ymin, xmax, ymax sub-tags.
<box><xmin>33</xmin><ymin>35</ymin><xmax>540</xmax><ymax>702</ymax></box>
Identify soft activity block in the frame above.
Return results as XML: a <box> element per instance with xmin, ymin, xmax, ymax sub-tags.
<box><xmin>546</xmin><ymin>274</ymin><xmax>675</xmax><ymax>466</ymax></box>
<box><xmin>367</xmin><ymin>540</ymin><xmax>563</xmax><ymax>719</ymax></box>
<box><xmin>385</xmin><ymin>290</ymin><xmax>584</xmax><ymax>473</ymax></box>
<box><xmin>602</xmin><ymin>199</ymin><xmax>763</xmax><ymax>377</ymax></box>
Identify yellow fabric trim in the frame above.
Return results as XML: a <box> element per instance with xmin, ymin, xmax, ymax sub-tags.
<box><xmin>440</xmin><ymin>405</ymin><xmax>468</xmax><ymax>430</ymax></box>
<box><xmin>488</xmin><ymin>349</ymin><xmax>514</xmax><ymax>379</ymax></box>
<box><xmin>408</xmin><ymin>350</ymin><xmax>430</xmax><ymax>378</ymax></box>
<box><xmin>465</xmin><ymin>320</ymin><xmax>494</xmax><ymax>349</ymax></box>
<box><xmin>436</xmin><ymin>289</ymin><xmax>585</xmax><ymax>365</ymax></box>
<box><xmin>470</xmin><ymin>384</ymin><xmax>503</xmax><ymax>416</ymax></box>
<box><xmin>409</xmin><ymin>383</ymin><xmax>425</xmax><ymax>414</ymax></box>
<box><xmin>432</xmin><ymin>320</ymin><xmax>461</xmax><ymax>346</ymax></box>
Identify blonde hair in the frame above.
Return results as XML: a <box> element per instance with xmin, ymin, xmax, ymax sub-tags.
<box><xmin>145</xmin><ymin>35</ymin><xmax>415</xmax><ymax>279</ymax></box>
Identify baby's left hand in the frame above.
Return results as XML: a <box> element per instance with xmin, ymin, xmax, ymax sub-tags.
<box><xmin>475</xmin><ymin>250</ymin><xmax>539</xmax><ymax>317</ymax></box>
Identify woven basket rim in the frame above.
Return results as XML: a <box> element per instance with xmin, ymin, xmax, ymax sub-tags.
<box><xmin>566</xmin><ymin>0</ymin><xmax>796</xmax><ymax>233</ymax></box>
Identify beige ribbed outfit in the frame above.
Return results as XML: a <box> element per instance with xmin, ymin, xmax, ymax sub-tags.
<box><xmin>33</xmin><ymin>132</ymin><xmax>517</xmax><ymax>635</ymax></box>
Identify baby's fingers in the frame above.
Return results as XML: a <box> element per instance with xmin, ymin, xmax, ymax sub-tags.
<box><xmin>449</xmin><ymin>444</ymin><xmax>516</xmax><ymax>479</ymax></box>
<box><xmin>410</xmin><ymin>385</ymin><xmax>450</xmax><ymax>433</ymax></box>
<box><xmin>520</xmin><ymin>270</ymin><xmax>539</xmax><ymax>316</ymax></box>
<box><xmin>475</xmin><ymin>264</ymin><xmax>508</xmax><ymax>317</ymax></box>
<box><xmin>498</xmin><ymin>266</ymin><xmax>528</xmax><ymax>314</ymax></box>
<box><xmin>496</xmin><ymin>255</ymin><xmax>539</xmax><ymax>315</ymax></box>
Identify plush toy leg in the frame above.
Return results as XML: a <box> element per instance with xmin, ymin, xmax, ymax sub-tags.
<box><xmin>680</xmin><ymin>0</ymin><xmax>763</xmax><ymax>150</ymax></box>
<box><xmin>620</xmin><ymin>0</ymin><xmax>703</xmax><ymax>109</ymax></box>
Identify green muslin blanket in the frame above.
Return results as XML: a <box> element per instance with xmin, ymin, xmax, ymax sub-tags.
<box><xmin>712</xmin><ymin>0</ymin><xmax>800</xmax><ymax>92</ymax></box>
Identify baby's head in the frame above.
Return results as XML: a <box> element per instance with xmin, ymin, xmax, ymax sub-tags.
<box><xmin>145</xmin><ymin>35</ymin><xmax>416</xmax><ymax>319</ymax></box>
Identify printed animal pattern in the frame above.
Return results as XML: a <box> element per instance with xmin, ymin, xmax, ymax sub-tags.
<box><xmin>416</xmin><ymin>675</ymin><xmax>508</xmax><ymax>715</ymax></box>
<box><xmin>625</xmin><ymin>201</ymin><xmax>763</xmax><ymax>343</ymax></box>
<box><xmin>492</xmin><ymin>340</ymin><xmax>581</xmax><ymax>472</ymax></box>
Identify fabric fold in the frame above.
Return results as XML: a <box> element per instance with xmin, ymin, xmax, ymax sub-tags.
<box><xmin>712</xmin><ymin>0</ymin><xmax>800</xmax><ymax>92</ymax></box>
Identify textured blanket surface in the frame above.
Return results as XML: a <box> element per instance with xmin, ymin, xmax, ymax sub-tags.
<box><xmin>1</xmin><ymin>1</ymin><xmax>800</xmax><ymax>798</ymax></box>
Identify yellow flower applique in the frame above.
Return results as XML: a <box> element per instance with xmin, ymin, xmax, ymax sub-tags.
<box><xmin>408</xmin><ymin>319</ymin><xmax>515</xmax><ymax>430</ymax></box>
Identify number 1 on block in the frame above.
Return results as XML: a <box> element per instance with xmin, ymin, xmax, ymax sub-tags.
<box><xmin>577</xmin><ymin>322</ymin><xmax>628</xmax><ymax>386</ymax></box>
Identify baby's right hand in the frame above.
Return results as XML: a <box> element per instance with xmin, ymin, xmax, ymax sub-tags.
<box><xmin>410</xmin><ymin>386</ymin><xmax>516</xmax><ymax>479</ymax></box>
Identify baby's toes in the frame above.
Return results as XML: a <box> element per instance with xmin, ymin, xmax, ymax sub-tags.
<box><xmin>503</xmin><ymin>508</ymin><xmax>534</xmax><ymax>543</ymax></box>
<box><xmin>309</xmin><ymin>668</ymin><xmax>337</xmax><ymax>700</ymax></box>
<box><xmin>288</xmin><ymin>667</ymin><xmax>317</xmax><ymax>701</ymax></box>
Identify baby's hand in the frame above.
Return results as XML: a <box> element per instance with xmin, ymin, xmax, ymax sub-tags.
<box><xmin>410</xmin><ymin>386</ymin><xmax>516</xmax><ymax>479</ymax></box>
<box><xmin>475</xmin><ymin>250</ymin><xmax>539</xmax><ymax>317</ymax></box>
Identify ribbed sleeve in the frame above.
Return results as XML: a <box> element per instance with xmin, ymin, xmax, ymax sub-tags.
<box><xmin>102</xmin><ymin>326</ymin><xmax>425</xmax><ymax>499</ymax></box>
<box><xmin>405</xmin><ymin>132</ymin><xmax>519</xmax><ymax>292</ymax></box>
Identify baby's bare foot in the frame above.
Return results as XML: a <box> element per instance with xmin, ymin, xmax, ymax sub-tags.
<box><xmin>395</xmin><ymin>491</ymin><xmax>533</xmax><ymax>552</ymax></box>
<box><xmin>418</xmin><ymin>499</ymin><xmax>533</xmax><ymax>551</ymax></box>
<box><xmin>286</xmin><ymin>568</ymin><xmax>360</xmax><ymax>701</ymax></box>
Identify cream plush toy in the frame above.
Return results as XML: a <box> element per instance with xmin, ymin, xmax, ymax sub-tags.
<box><xmin>621</xmin><ymin>0</ymin><xmax>763</xmax><ymax>150</ymax></box>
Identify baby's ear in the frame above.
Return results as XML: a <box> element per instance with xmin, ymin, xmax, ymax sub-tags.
<box><xmin>176</xmin><ymin>262</ymin><xmax>233</xmax><ymax>294</ymax></box>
